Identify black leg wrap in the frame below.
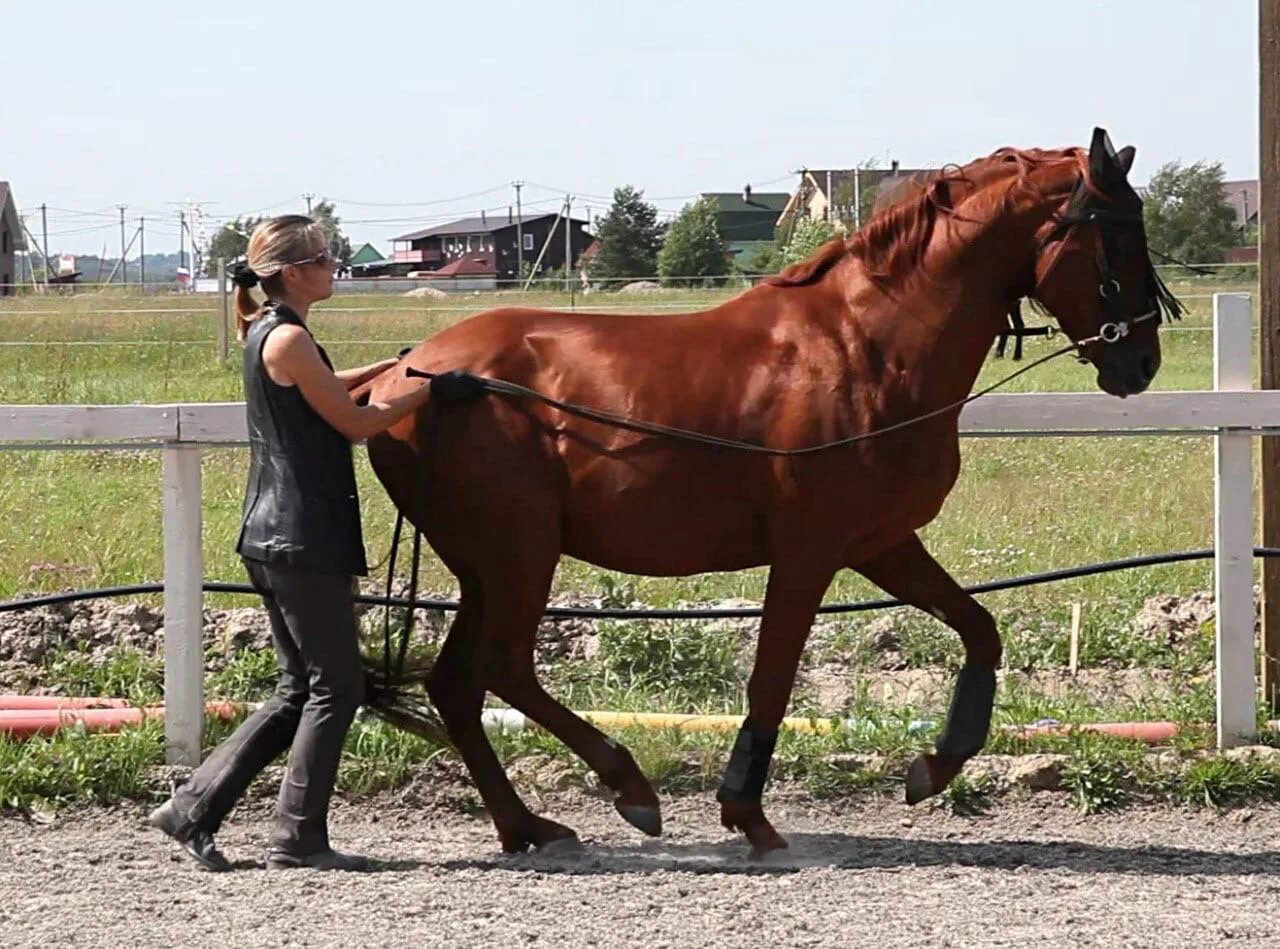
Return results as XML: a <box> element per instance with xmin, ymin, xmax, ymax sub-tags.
<box><xmin>935</xmin><ymin>664</ymin><xmax>997</xmax><ymax>761</ymax></box>
<box><xmin>716</xmin><ymin>720</ymin><xmax>778</xmax><ymax>803</ymax></box>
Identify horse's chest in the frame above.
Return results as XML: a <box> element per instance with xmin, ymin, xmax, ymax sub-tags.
<box><xmin>827</xmin><ymin>432</ymin><xmax>961</xmax><ymax>527</ymax></box>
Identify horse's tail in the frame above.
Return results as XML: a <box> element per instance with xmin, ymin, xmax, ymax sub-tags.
<box><xmin>352</xmin><ymin>359</ymin><xmax>490</xmax><ymax>749</ymax></box>
<box><xmin>357</xmin><ymin>453</ymin><xmax>451</xmax><ymax>750</ymax></box>
<box><xmin>360</xmin><ymin>658</ymin><xmax>451</xmax><ymax>748</ymax></box>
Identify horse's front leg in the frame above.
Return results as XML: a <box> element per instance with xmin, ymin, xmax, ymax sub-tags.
<box><xmin>852</xmin><ymin>532</ymin><xmax>1003</xmax><ymax>804</ymax></box>
<box><xmin>717</xmin><ymin>558</ymin><xmax>837</xmax><ymax>857</ymax></box>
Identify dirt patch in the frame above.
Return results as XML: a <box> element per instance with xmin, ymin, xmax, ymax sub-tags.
<box><xmin>0</xmin><ymin>794</ymin><xmax>1277</xmax><ymax>948</ymax></box>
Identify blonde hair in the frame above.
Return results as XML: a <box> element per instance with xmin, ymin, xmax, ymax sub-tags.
<box><xmin>232</xmin><ymin>215</ymin><xmax>329</xmax><ymax>340</ymax></box>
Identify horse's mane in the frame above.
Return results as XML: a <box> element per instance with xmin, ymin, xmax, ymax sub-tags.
<box><xmin>765</xmin><ymin>147</ymin><xmax>1096</xmax><ymax>290</ymax></box>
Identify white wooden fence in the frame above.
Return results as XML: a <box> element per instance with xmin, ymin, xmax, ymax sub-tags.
<box><xmin>0</xmin><ymin>293</ymin><xmax>1269</xmax><ymax>764</ymax></box>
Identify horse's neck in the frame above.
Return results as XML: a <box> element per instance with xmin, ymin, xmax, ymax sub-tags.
<box><xmin>844</xmin><ymin>172</ymin><xmax>1067</xmax><ymax>411</ymax></box>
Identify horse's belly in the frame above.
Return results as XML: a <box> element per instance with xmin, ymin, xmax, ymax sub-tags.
<box><xmin>560</xmin><ymin>466</ymin><xmax>770</xmax><ymax>576</ymax></box>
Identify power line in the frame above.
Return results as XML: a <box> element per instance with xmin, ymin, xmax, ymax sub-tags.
<box><xmin>327</xmin><ymin>184</ymin><xmax>512</xmax><ymax>208</ymax></box>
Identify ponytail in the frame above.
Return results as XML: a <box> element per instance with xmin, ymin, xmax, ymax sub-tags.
<box><xmin>231</xmin><ymin>263</ymin><xmax>264</xmax><ymax>342</ymax></box>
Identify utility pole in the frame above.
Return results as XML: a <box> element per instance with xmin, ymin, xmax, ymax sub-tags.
<box><xmin>853</xmin><ymin>168</ymin><xmax>862</xmax><ymax>229</ymax></box>
<box><xmin>1258</xmin><ymin>0</ymin><xmax>1280</xmax><ymax>710</ymax></box>
<box><xmin>303</xmin><ymin>192</ymin><xmax>315</xmax><ymax>216</ymax></box>
<box><xmin>178</xmin><ymin>211</ymin><xmax>186</xmax><ymax>288</ymax></box>
<box><xmin>117</xmin><ymin>205</ymin><xmax>128</xmax><ymax>285</ymax></box>
<box><xmin>564</xmin><ymin>195</ymin><xmax>573</xmax><ymax>292</ymax></box>
<box><xmin>513</xmin><ymin>180</ymin><xmax>524</xmax><ymax>285</ymax></box>
<box><xmin>139</xmin><ymin>217</ymin><xmax>146</xmax><ymax>288</ymax></box>
<box><xmin>40</xmin><ymin>204</ymin><xmax>49</xmax><ymax>288</ymax></box>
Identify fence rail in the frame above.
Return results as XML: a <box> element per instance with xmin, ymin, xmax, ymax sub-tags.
<box><xmin>0</xmin><ymin>293</ymin><xmax>1263</xmax><ymax>763</ymax></box>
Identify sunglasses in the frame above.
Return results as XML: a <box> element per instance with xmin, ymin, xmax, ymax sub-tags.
<box><xmin>287</xmin><ymin>251</ymin><xmax>339</xmax><ymax>269</ymax></box>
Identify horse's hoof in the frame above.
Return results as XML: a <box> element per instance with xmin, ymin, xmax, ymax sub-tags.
<box><xmin>615</xmin><ymin>802</ymin><xmax>663</xmax><ymax>837</ymax></box>
<box><xmin>536</xmin><ymin>835</ymin><xmax>584</xmax><ymax>856</ymax></box>
<box><xmin>721</xmin><ymin>800</ymin><xmax>788</xmax><ymax>854</ymax></box>
<box><xmin>905</xmin><ymin>754</ymin><xmax>939</xmax><ymax>805</ymax></box>
<box><xmin>747</xmin><ymin>834</ymin><xmax>789</xmax><ymax>862</ymax></box>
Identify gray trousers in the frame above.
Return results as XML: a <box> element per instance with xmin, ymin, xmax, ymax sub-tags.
<box><xmin>171</xmin><ymin>559</ymin><xmax>365</xmax><ymax>853</ymax></box>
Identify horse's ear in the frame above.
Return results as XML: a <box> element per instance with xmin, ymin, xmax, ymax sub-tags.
<box><xmin>1115</xmin><ymin>146</ymin><xmax>1136</xmax><ymax>176</ymax></box>
<box><xmin>1088</xmin><ymin>127</ymin><xmax>1119</xmax><ymax>183</ymax></box>
<box><xmin>932</xmin><ymin>178</ymin><xmax>953</xmax><ymax>211</ymax></box>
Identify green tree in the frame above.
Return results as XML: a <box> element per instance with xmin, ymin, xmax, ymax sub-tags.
<box><xmin>1142</xmin><ymin>161</ymin><xmax>1240</xmax><ymax>264</ymax></box>
<box><xmin>311</xmin><ymin>199</ymin><xmax>353</xmax><ymax>265</ymax></box>
<box><xmin>781</xmin><ymin>217</ymin><xmax>840</xmax><ymax>267</ymax></box>
<box><xmin>657</xmin><ymin>196</ymin><xmax>729</xmax><ymax>286</ymax></box>
<box><xmin>588</xmin><ymin>186</ymin><xmax>664</xmax><ymax>286</ymax></box>
<box><xmin>737</xmin><ymin>242</ymin><xmax>782</xmax><ymax>275</ymax></box>
<box><xmin>204</xmin><ymin>216</ymin><xmax>261</xmax><ymax>274</ymax></box>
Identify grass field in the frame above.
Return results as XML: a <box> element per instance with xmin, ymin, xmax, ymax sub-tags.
<box><xmin>0</xmin><ymin>277</ymin><xmax>1258</xmax><ymax>657</ymax></box>
<box><xmin>1</xmin><ymin>275</ymin><xmax>1275</xmax><ymax>814</ymax></box>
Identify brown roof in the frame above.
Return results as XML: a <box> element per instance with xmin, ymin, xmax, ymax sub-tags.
<box><xmin>394</xmin><ymin>211</ymin><xmax>587</xmax><ymax>243</ymax></box>
<box><xmin>423</xmin><ymin>252</ymin><xmax>497</xmax><ymax>278</ymax></box>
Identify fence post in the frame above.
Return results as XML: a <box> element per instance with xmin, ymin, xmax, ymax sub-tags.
<box><xmin>163</xmin><ymin>443</ymin><xmax>204</xmax><ymax>765</ymax></box>
<box><xmin>217</xmin><ymin>258</ymin><xmax>229</xmax><ymax>364</ymax></box>
<box><xmin>1214</xmin><ymin>292</ymin><xmax>1256</xmax><ymax>747</ymax></box>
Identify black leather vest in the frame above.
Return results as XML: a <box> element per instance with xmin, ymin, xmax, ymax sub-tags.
<box><xmin>235</xmin><ymin>304</ymin><xmax>368</xmax><ymax>576</ymax></box>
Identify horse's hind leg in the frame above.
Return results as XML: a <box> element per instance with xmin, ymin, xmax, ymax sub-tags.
<box><xmin>852</xmin><ymin>532</ymin><xmax>1003</xmax><ymax>804</ymax></box>
<box><xmin>427</xmin><ymin>578</ymin><xmax>578</xmax><ymax>853</ymax></box>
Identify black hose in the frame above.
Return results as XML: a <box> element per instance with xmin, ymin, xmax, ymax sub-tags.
<box><xmin>2</xmin><ymin>548</ymin><xmax>1277</xmax><ymax>620</ymax></box>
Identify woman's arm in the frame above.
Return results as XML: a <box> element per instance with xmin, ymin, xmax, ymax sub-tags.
<box><xmin>335</xmin><ymin>358</ymin><xmax>400</xmax><ymax>391</ymax></box>
<box><xmin>264</xmin><ymin>327</ymin><xmax>432</xmax><ymax>441</ymax></box>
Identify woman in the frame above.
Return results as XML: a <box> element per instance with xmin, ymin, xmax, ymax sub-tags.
<box><xmin>148</xmin><ymin>215</ymin><xmax>432</xmax><ymax>871</ymax></box>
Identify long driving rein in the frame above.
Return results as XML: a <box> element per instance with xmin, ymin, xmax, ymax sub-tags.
<box><xmin>400</xmin><ymin>195</ymin><xmax>1179</xmax><ymax>458</ymax></box>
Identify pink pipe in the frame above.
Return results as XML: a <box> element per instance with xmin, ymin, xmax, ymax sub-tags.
<box><xmin>0</xmin><ymin>702</ymin><xmax>243</xmax><ymax>740</ymax></box>
<box><xmin>1002</xmin><ymin>721</ymin><xmax>1184</xmax><ymax>742</ymax></box>
<box><xmin>0</xmin><ymin>695</ymin><xmax>132</xmax><ymax>710</ymax></box>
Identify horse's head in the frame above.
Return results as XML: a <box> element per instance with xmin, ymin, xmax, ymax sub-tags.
<box><xmin>1029</xmin><ymin>128</ymin><xmax>1183</xmax><ymax>397</ymax></box>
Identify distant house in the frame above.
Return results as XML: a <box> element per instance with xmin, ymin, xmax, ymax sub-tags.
<box><xmin>701</xmin><ymin>188</ymin><xmax>790</xmax><ymax>242</ymax></box>
<box><xmin>348</xmin><ymin>242</ymin><xmax>384</xmax><ymax>267</ymax></box>
<box><xmin>700</xmin><ymin>187</ymin><xmax>790</xmax><ymax>271</ymax></box>
<box><xmin>391</xmin><ymin>210</ymin><xmax>593</xmax><ymax>283</ymax></box>
<box><xmin>346</xmin><ymin>242</ymin><xmax>391</xmax><ymax>278</ymax></box>
<box><xmin>0</xmin><ymin>182</ymin><xmax>24</xmax><ymax>296</ymax></box>
<box><xmin>1222</xmin><ymin>179</ymin><xmax>1259</xmax><ymax>230</ymax></box>
<box><xmin>778</xmin><ymin>162</ymin><xmax>937</xmax><ymax>230</ymax></box>
<box><xmin>1217</xmin><ymin>179</ymin><xmax>1260</xmax><ymax>264</ymax></box>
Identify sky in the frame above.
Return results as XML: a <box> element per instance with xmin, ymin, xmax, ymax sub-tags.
<box><xmin>4</xmin><ymin>0</ymin><xmax>1260</xmax><ymax>257</ymax></box>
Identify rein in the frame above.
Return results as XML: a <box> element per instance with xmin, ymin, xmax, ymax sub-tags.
<box><xmin>403</xmin><ymin>313</ymin><xmax>1142</xmax><ymax>458</ymax></box>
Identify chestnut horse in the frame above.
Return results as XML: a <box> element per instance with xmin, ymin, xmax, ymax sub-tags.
<box><xmin>359</xmin><ymin>129</ymin><xmax>1180</xmax><ymax>855</ymax></box>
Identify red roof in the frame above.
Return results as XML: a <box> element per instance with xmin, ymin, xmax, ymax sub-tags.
<box><xmin>423</xmin><ymin>252</ymin><xmax>496</xmax><ymax>279</ymax></box>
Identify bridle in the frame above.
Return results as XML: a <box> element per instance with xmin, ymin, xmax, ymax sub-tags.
<box><xmin>1032</xmin><ymin>184</ymin><xmax>1183</xmax><ymax>359</ymax></box>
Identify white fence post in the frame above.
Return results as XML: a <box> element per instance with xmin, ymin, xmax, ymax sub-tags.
<box><xmin>1214</xmin><ymin>292</ymin><xmax>1256</xmax><ymax>747</ymax></box>
<box><xmin>217</xmin><ymin>258</ymin><xmax>229</xmax><ymax>364</ymax></box>
<box><xmin>162</xmin><ymin>443</ymin><xmax>204</xmax><ymax>765</ymax></box>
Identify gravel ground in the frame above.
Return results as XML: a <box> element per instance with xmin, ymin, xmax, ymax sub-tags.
<box><xmin>1</xmin><ymin>791</ymin><xmax>1278</xmax><ymax>948</ymax></box>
